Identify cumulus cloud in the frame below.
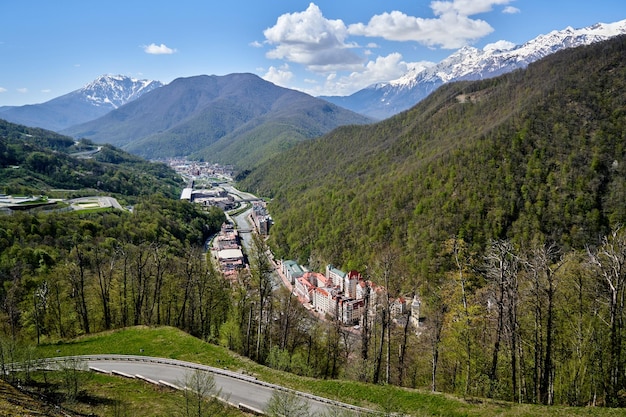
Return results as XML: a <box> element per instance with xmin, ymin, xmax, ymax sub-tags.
<box><xmin>0</xmin><ymin>87</ymin><xmax>6</xmax><ymax>93</ymax></box>
<box><xmin>262</xmin><ymin>1</ymin><xmax>517</xmax><ymax>95</ymax></box>
<box><xmin>306</xmin><ymin>53</ymin><xmax>435</xmax><ymax>96</ymax></box>
<box><xmin>17</xmin><ymin>88</ymin><xmax>28</xmax><ymax>94</ymax></box>
<box><xmin>143</xmin><ymin>43</ymin><xmax>177</xmax><ymax>55</ymax></box>
<box><xmin>263</xmin><ymin>3</ymin><xmax>363</xmax><ymax>71</ymax></box>
<box><xmin>430</xmin><ymin>0</ymin><xmax>514</xmax><ymax>16</ymax></box>
<box><xmin>348</xmin><ymin>0</ymin><xmax>516</xmax><ymax>49</ymax></box>
<box><xmin>483</xmin><ymin>40</ymin><xmax>516</xmax><ymax>51</ymax></box>
<box><xmin>503</xmin><ymin>6</ymin><xmax>521</xmax><ymax>14</ymax></box>
<box><xmin>263</xmin><ymin>65</ymin><xmax>294</xmax><ymax>87</ymax></box>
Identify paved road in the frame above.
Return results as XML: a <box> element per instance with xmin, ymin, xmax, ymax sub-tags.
<box><xmin>44</xmin><ymin>355</ymin><xmax>372</xmax><ymax>416</ymax></box>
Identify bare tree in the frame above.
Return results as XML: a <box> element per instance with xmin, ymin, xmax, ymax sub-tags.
<box><xmin>446</xmin><ymin>237</ymin><xmax>473</xmax><ymax>395</ymax></box>
<box><xmin>484</xmin><ymin>239</ymin><xmax>520</xmax><ymax>400</ymax></box>
<box><xmin>371</xmin><ymin>247</ymin><xmax>400</xmax><ymax>385</ymax></box>
<box><xmin>587</xmin><ymin>226</ymin><xmax>626</xmax><ymax>406</ymax></box>
<box><xmin>180</xmin><ymin>369</ymin><xmax>226</xmax><ymax>417</ymax></box>
<box><xmin>397</xmin><ymin>293</ymin><xmax>412</xmax><ymax>387</ymax></box>
<box><xmin>68</xmin><ymin>241</ymin><xmax>91</xmax><ymax>334</ymax></box>
<box><xmin>265</xmin><ymin>390</ymin><xmax>310</xmax><ymax>417</ymax></box>
<box><xmin>523</xmin><ymin>242</ymin><xmax>564</xmax><ymax>404</ymax></box>
<box><xmin>250</xmin><ymin>234</ymin><xmax>274</xmax><ymax>363</ymax></box>
<box><xmin>57</xmin><ymin>356</ymin><xmax>89</xmax><ymax>403</ymax></box>
<box><xmin>91</xmin><ymin>238</ymin><xmax>117</xmax><ymax>330</ymax></box>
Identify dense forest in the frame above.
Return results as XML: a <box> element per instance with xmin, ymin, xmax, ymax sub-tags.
<box><xmin>234</xmin><ymin>36</ymin><xmax>626</xmax><ymax>406</ymax></box>
<box><xmin>4</xmin><ymin>36</ymin><xmax>626</xmax><ymax>411</ymax></box>
<box><xmin>241</xmin><ymin>36</ymin><xmax>626</xmax><ymax>269</ymax></box>
<box><xmin>0</xmin><ymin>120</ymin><xmax>181</xmax><ymax>198</ymax></box>
<box><xmin>0</xmin><ymin>196</ymin><xmax>226</xmax><ymax>339</ymax></box>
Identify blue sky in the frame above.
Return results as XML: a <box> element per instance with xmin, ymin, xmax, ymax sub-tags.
<box><xmin>1</xmin><ymin>0</ymin><xmax>625</xmax><ymax>106</ymax></box>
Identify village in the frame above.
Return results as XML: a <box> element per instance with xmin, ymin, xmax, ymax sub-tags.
<box><xmin>211</xmin><ymin>197</ymin><xmax>421</xmax><ymax>335</ymax></box>
<box><xmin>171</xmin><ymin>159</ymin><xmax>421</xmax><ymax>334</ymax></box>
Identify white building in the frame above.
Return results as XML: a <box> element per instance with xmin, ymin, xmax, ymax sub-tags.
<box><xmin>326</xmin><ymin>265</ymin><xmax>346</xmax><ymax>291</ymax></box>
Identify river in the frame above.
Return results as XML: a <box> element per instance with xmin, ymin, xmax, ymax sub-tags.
<box><xmin>222</xmin><ymin>184</ymin><xmax>282</xmax><ymax>288</ymax></box>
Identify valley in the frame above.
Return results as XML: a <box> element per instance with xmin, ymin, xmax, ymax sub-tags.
<box><xmin>3</xmin><ymin>23</ymin><xmax>626</xmax><ymax>417</ymax></box>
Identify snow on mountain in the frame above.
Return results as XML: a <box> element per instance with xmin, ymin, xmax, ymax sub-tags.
<box><xmin>80</xmin><ymin>74</ymin><xmax>164</xmax><ymax>109</ymax></box>
<box><xmin>395</xmin><ymin>19</ymin><xmax>626</xmax><ymax>88</ymax></box>
<box><xmin>0</xmin><ymin>75</ymin><xmax>164</xmax><ymax>131</ymax></box>
<box><xmin>326</xmin><ymin>19</ymin><xmax>626</xmax><ymax>120</ymax></box>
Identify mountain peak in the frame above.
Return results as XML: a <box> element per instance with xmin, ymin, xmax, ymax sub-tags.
<box><xmin>79</xmin><ymin>74</ymin><xmax>164</xmax><ymax>109</ymax></box>
<box><xmin>324</xmin><ymin>18</ymin><xmax>626</xmax><ymax>120</ymax></box>
<box><xmin>0</xmin><ymin>74</ymin><xmax>165</xmax><ymax>131</ymax></box>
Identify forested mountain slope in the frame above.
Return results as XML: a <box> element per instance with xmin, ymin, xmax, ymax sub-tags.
<box><xmin>240</xmin><ymin>35</ymin><xmax>626</xmax><ymax>273</ymax></box>
<box><xmin>0</xmin><ymin>119</ymin><xmax>182</xmax><ymax>198</ymax></box>
<box><xmin>62</xmin><ymin>73</ymin><xmax>372</xmax><ymax>167</ymax></box>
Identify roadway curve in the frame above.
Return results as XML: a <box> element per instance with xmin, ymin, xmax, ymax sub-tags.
<box><xmin>42</xmin><ymin>355</ymin><xmax>373</xmax><ymax>416</ymax></box>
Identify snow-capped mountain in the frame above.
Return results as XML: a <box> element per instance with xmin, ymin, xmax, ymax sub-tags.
<box><xmin>0</xmin><ymin>75</ymin><xmax>163</xmax><ymax>131</ymax></box>
<box><xmin>80</xmin><ymin>74</ymin><xmax>163</xmax><ymax>109</ymax></box>
<box><xmin>323</xmin><ymin>19</ymin><xmax>626</xmax><ymax>120</ymax></box>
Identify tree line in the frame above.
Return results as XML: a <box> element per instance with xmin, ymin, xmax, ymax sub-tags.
<box><xmin>226</xmin><ymin>36</ymin><xmax>626</xmax><ymax>407</ymax></box>
<box><xmin>3</xmin><ymin>194</ymin><xmax>626</xmax><ymax>408</ymax></box>
<box><xmin>218</xmin><ymin>227</ymin><xmax>626</xmax><ymax>408</ymax></box>
<box><xmin>0</xmin><ymin>196</ymin><xmax>226</xmax><ymax>341</ymax></box>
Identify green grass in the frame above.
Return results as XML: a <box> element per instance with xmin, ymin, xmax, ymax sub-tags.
<box><xmin>35</xmin><ymin>326</ymin><xmax>626</xmax><ymax>417</ymax></box>
<box><xmin>19</xmin><ymin>371</ymin><xmax>244</xmax><ymax>417</ymax></box>
<box><xmin>37</xmin><ymin>326</ymin><xmax>242</xmax><ymax>369</ymax></box>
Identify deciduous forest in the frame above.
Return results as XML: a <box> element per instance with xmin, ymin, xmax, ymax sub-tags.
<box><xmin>235</xmin><ymin>36</ymin><xmax>626</xmax><ymax>406</ymax></box>
<box><xmin>3</xmin><ymin>35</ymin><xmax>626</xmax><ymax>412</ymax></box>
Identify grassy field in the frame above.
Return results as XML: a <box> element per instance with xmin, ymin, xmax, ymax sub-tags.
<box><xmin>0</xmin><ymin>379</ymin><xmax>73</xmax><ymax>417</ymax></box>
<box><xmin>31</xmin><ymin>326</ymin><xmax>626</xmax><ymax>417</ymax></box>
<box><xmin>5</xmin><ymin>369</ymin><xmax>247</xmax><ymax>417</ymax></box>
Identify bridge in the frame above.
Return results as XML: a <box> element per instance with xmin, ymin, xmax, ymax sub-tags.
<box><xmin>238</xmin><ymin>198</ymin><xmax>263</xmax><ymax>202</ymax></box>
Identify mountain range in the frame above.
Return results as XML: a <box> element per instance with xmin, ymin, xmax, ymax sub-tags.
<box><xmin>240</xmin><ymin>35</ymin><xmax>626</xmax><ymax>270</ymax></box>
<box><xmin>322</xmin><ymin>19</ymin><xmax>626</xmax><ymax>119</ymax></box>
<box><xmin>60</xmin><ymin>73</ymin><xmax>372</xmax><ymax>167</ymax></box>
<box><xmin>2</xmin><ymin>19</ymin><xmax>626</xmax><ymax>168</ymax></box>
<box><xmin>0</xmin><ymin>75</ymin><xmax>163</xmax><ymax>131</ymax></box>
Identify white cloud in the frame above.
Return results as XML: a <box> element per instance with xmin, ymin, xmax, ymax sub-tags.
<box><xmin>17</xmin><ymin>88</ymin><xmax>28</xmax><ymax>94</ymax></box>
<box><xmin>430</xmin><ymin>0</ymin><xmax>514</xmax><ymax>16</ymax></box>
<box><xmin>41</xmin><ymin>89</ymin><xmax>52</xmax><ymax>94</ymax></box>
<box><xmin>263</xmin><ymin>65</ymin><xmax>294</xmax><ymax>87</ymax></box>
<box><xmin>263</xmin><ymin>1</ymin><xmax>516</xmax><ymax>95</ymax></box>
<box><xmin>304</xmin><ymin>53</ymin><xmax>435</xmax><ymax>96</ymax></box>
<box><xmin>503</xmin><ymin>6</ymin><xmax>521</xmax><ymax>14</ymax></box>
<box><xmin>0</xmin><ymin>87</ymin><xmax>7</xmax><ymax>93</ymax></box>
<box><xmin>250</xmin><ymin>40</ymin><xmax>263</xmax><ymax>48</ymax></box>
<box><xmin>348</xmin><ymin>0</ymin><xmax>515</xmax><ymax>49</ymax></box>
<box><xmin>483</xmin><ymin>40</ymin><xmax>516</xmax><ymax>51</ymax></box>
<box><xmin>263</xmin><ymin>3</ymin><xmax>363</xmax><ymax>71</ymax></box>
<box><xmin>143</xmin><ymin>43</ymin><xmax>177</xmax><ymax>55</ymax></box>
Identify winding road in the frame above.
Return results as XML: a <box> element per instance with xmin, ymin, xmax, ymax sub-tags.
<box><xmin>43</xmin><ymin>355</ymin><xmax>373</xmax><ymax>416</ymax></box>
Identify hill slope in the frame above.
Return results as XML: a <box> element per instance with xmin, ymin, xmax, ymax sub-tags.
<box><xmin>0</xmin><ymin>75</ymin><xmax>163</xmax><ymax>131</ymax></box>
<box><xmin>240</xmin><ymin>35</ymin><xmax>626</xmax><ymax>271</ymax></box>
<box><xmin>0</xmin><ymin>119</ymin><xmax>181</xmax><ymax>198</ymax></box>
<box><xmin>62</xmin><ymin>73</ymin><xmax>372</xmax><ymax>167</ymax></box>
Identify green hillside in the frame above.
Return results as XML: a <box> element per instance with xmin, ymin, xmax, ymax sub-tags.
<box><xmin>62</xmin><ymin>74</ymin><xmax>372</xmax><ymax>168</ymax></box>
<box><xmin>26</xmin><ymin>326</ymin><xmax>626</xmax><ymax>417</ymax></box>
<box><xmin>237</xmin><ymin>36</ymin><xmax>626</xmax><ymax>406</ymax></box>
<box><xmin>241</xmin><ymin>35</ymin><xmax>626</xmax><ymax>271</ymax></box>
<box><xmin>0</xmin><ymin>119</ymin><xmax>182</xmax><ymax>199</ymax></box>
